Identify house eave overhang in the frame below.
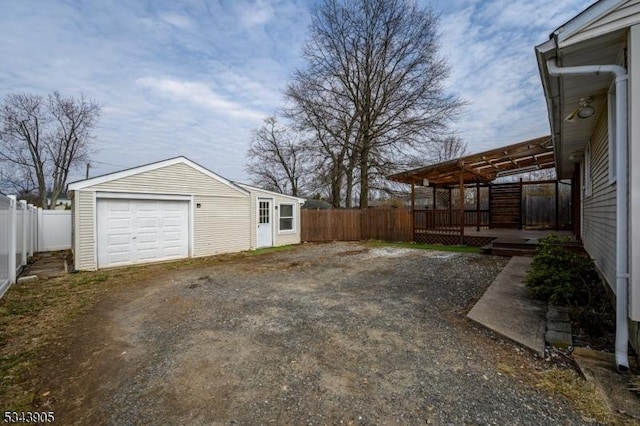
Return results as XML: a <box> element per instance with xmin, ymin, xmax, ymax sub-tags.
<box><xmin>553</xmin><ymin>0</ymin><xmax>626</xmax><ymax>47</ymax></box>
<box><xmin>535</xmin><ymin>4</ymin><xmax>631</xmax><ymax>179</ymax></box>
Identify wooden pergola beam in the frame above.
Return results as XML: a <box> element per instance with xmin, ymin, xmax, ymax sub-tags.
<box><xmin>457</xmin><ymin>160</ymin><xmax>493</xmax><ymax>181</ymax></box>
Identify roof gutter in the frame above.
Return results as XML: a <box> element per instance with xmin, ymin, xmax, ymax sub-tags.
<box><xmin>545</xmin><ymin>55</ymin><xmax>630</xmax><ymax>372</ymax></box>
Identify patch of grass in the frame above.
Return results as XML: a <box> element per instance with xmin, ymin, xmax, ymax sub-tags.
<box><xmin>245</xmin><ymin>245</ymin><xmax>297</xmax><ymax>256</ymax></box>
<box><xmin>496</xmin><ymin>362</ymin><xmax>516</xmax><ymax>377</ymax></box>
<box><xmin>70</xmin><ymin>271</ymin><xmax>109</xmax><ymax>286</ymax></box>
<box><xmin>366</xmin><ymin>240</ymin><xmax>482</xmax><ymax>254</ymax></box>
<box><xmin>537</xmin><ymin>368</ymin><xmax>613</xmax><ymax>424</ymax></box>
<box><xmin>0</xmin><ymin>351</ymin><xmax>38</xmax><ymax>410</ymax></box>
<box><xmin>0</xmin><ymin>267</ymin><xmax>143</xmax><ymax>411</ymax></box>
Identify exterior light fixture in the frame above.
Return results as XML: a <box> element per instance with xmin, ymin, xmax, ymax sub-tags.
<box><xmin>564</xmin><ymin>96</ymin><xmax>595</xmax><ymax>122</ymax></box>
<box><xmin>577</xmin><ymin>97</ymin><xmax>595</xmax><ymax>119</ymax></box>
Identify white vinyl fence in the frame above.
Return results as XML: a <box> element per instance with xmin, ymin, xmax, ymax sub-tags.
<box><xmin>38</xmin><ymin>209</ymin><xmax>72</xmax><ymax>251</ymax></box>
<box><xmin>1</xmin><ymin>193</ymin><xmax>71</xmax><ymax>298</ymax></box>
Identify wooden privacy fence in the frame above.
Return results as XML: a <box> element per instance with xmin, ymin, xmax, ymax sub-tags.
<box><xmin>301</xmin><ymin>208</ymin><xmax>412</xmax><ymax>242</ymax></box>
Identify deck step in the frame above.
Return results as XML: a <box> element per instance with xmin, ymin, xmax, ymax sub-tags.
<box><xmin>491</xmin><ymin>247</ymin><xmax>537</xmax><ymax>257</ymax></box>
<box><xmin>484</xmin><ymin>237</ymin><xmax>539</xmax><ymax>257</ymax></box>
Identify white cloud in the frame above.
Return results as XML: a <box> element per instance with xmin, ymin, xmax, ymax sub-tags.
<box><xmin>239</xmin><ymin>0</ymin><xmax>275</xmax><ymax>27</ymax></box>
<box><xmin>159</xmin><ymin>12</ymin><xmax>194</xmax><ymax>30</ymax></box>
<box><xmin>135</xmin><ymin>77</ymin><xmax>266</xmax><ymax>121</ymax></box>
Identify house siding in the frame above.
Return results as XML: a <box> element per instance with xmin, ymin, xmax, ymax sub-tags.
<box><xmin>582</xmin><ymin>113</ymin><xmax>617</xmax><ymax>292</ymax></box>
<box><xmin>274</xmin><ymin>198</ymin><xmax>302</xmax><ymax>247</ymax></box>
<box><xmin>193</xmin><ymin>195</ymin><xmax>251</xmax><ymax>256</ymax></box>
<box><xmin>628</xmin><ymin>24</ymin><xmax>640</xmax><ymax>354</ymax></box>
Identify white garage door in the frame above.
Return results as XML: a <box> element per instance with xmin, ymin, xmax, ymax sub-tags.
<box><xmin>97</xmin><ymin>198</ymin><xmax>189</xmax><ymax>268</ymax></box>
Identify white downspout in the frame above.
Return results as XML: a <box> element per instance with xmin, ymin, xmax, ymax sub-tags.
<box><xmin>546</xmin><ymin>59</ymin><xmax>630</xmax><ymax>372</ymax></box>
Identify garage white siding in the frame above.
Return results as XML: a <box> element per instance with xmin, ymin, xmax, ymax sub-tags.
<box><xmin>243</xmin><ymin>186</ymin><xmax>302</xmax><ymax>248</ymax></box>
<box><xmin>97</xmin><ymin>199</ymin><xmax>189</xmax><ymax>268</ymax></box>
<box><xmin>89</xmin><ymin>163</ymin><xmax>246</xmax><ymax>198</ymax></box>
<box><xmin>193</xmin><ymin>195</ymin><xmax>250</xmax><ymax>256</ymax></box>
<box><xmin>69</xmin><ymin>157</ymin><xmax>302</xmax><ymax>271</ymax></box>
<box><xmin>75</xmin><ymin>191</ymin><xmax>96</xmax><ymax>271</ymax></box>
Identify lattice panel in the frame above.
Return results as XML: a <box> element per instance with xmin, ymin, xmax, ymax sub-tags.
<box><xmin>435</xmin><ymin>188</ymin><xmax>450</xmax><ymax>209</ymax></box>
<box><xmin>415</xmin><ymin>233</ymin><xmax>461</xmax><ymax>246</ymax></box>
<box><xmin>414</xmin><ymin>233</ymin><xmax>494</xmax><ymax>247</ymax></box>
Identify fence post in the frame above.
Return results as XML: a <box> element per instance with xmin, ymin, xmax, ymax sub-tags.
<box><xmin>20</xmin><ymin>200</ymin><xmax>28</xmax><ymax>266</ymax></box>
<box><xmin>8</xmin><ymin>196</ymin><xmax>17</xmax><ymax>285</ymax></box>
<box><xmin>37</xmin><ymin>207</ymin><xmax>43</xmax><ymax>253</ymax></box>
<box><xmin>32</xmin><ymin>206</ymin><xmax>37</xmax><ymax>255</ymax></box>
<box><xmin>27</xmin><ymin>205</ymin><xmax>34</xmax><ymax>257</ymax></box>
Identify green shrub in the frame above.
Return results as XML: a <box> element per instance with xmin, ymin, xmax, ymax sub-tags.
<box><xmin>526</xmin><ymin>235</ymin><xmax>599</xmax><ymax>306</ymax></box>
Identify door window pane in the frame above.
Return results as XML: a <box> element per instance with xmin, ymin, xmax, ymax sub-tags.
<box><xmin>259</xmin><ymin>201</ymin><xmax>270</xmax><ymax>224</ymax></box>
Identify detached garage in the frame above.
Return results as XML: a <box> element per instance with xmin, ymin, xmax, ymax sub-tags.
<box><xmin>67</xmin><ymin>157</ymin><xmax>304</xmax><ymax>271</ymax></box>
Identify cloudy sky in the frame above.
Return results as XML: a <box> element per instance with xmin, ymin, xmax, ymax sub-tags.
<box><xmin>0</xmin><ymin>0</ymin><xmax>594</xmax><ymax>183</ymax></box>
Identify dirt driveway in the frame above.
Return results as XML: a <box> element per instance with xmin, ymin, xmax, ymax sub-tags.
<box><xmin>39</xmin><ymin>243</ymin><xmax>593</xmax><ymax>425</ymax></box>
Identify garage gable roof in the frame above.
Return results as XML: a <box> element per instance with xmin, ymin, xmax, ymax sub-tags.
<box><xmin>235</xmin><ymin>182</ymin><xmax>306</xmax><ymax>203</ymax></box>
<box><xmin>68</xmin><ymin>156</ymin><xmax>249</xmax><ymax>195</ymax></box>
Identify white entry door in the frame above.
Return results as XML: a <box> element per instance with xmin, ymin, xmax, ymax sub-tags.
<box><xmin>97</xmin><ymin>198</ymin><xmax>189</xmax><ymax>268</ymax></box>
<box><xmin>257</xmin><ymin>198</ymin><xmax>273</xmax><ymax>248</ymax></box>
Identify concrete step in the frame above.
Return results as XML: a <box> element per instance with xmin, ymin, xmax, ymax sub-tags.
<box><xmin>491</xmin><ymin>247</ymin><xmax>537</xmax><ymax>257</ymax></box>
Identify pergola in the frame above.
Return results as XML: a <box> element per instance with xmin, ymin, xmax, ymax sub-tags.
<box><xmin>387</xmin><ymin>135</ymin><xmax>556</xmax><ymax>244</ymax></box>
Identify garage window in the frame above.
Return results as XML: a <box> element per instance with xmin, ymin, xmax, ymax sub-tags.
<box><xmin>279</xmin><ymin>203</ymin><xmax>294</xmax><ymax>232</ymax></box>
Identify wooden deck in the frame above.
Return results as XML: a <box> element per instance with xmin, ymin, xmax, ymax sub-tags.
<box><xmin>460</xmin><ymin>227</ymin><xmax>575</xmax><ymax>241</ymax></box>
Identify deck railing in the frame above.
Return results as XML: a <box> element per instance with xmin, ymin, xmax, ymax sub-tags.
<box><xmin>413</xmin><ymin>209</ymin><xmax>490</xmax><ymax>235</ymax></box>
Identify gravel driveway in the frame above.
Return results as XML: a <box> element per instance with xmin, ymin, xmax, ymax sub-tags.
<box><xmin>43</xmin><ymin>242</ymin><xmax>594</xmax><ymax>425</ymax></box>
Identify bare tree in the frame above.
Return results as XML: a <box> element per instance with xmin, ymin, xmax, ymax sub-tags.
<box><xmin>0</xmin><ymin>161</ymin><xmax>38</xmax><ymax>200</ymax></box>
<box><xmin>47</xmin><ymin>92</ymin><xmax>100</xmax><ymax>207</ymax></box>
<box><xmin>287</xmin><ymin>0</ymin><xmax>463</xmax><ymax>208</ymax></box>
<box><xmin>0</xmin><ymin>94</ymin><xmax>48</xmax><ymax>205</ymax></box>
<box><xmin>285</xmin><ymin>76</ymin><xmax>359</xmax><ymax>207</ymax></box>
<box><xmin>0</xmin><ymin>91</ymin><xmax>100</xmax><ymax>208</ymax></box>
<box><xmin>246</xmin><ymin>115</ymin><xmax>307</xmax><ymax>196</ymax></box>
<box><xmin>430</xmin><ymin>135</ymin><xmax>467</xmax><ymax>163</ymax></box>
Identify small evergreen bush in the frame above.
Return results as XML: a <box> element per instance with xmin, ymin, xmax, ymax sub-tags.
<box><xmin>526</xmin><ymin>235</ymin><xmax>599</xmax><ymax>306</ymax></box>
<box><xmin>527</xmin><ymin>235</ymin><xmax>614</xmax><ymax>345</ymax></box>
